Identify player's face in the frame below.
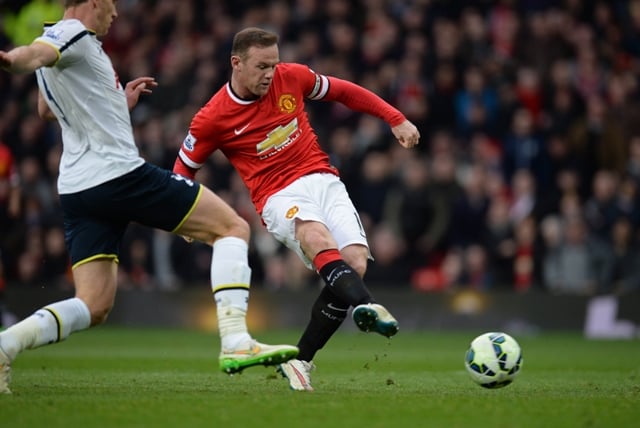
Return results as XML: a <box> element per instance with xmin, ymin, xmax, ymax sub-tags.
<box><xmin>233</xmin><ymin>44</ymin><xmax>279</xmax><ymax>99</ymax></box>
<box><xmin>93</xmin><ymin>0</ymin><xmax>118</xmax><ymax>36</ymax></box>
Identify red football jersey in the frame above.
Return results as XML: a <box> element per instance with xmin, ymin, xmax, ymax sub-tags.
<box><xmin>176</xmin><ymin>62</ymin><xmax>405</xmax><ymax>214</ymax></box>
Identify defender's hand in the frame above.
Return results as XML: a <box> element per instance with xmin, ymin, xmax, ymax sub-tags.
<box><xmin>125</xmin><ymin>76</ymin><xmax>157</xmax><ymax>110</ymax></box>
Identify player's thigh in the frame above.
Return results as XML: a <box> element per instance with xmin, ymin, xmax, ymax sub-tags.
<box><xmin>175</xmin><ymin>185</ymin><xmax>249</xmax><ymax>244</ymax></box>
<box><xmin>92</xmin><ymin>163</ymin><xmax>244</xmax><ymax>244</ymax></box>
<box><xmin>262</xmin><ymin>193</ymin><xmax>321</xmax><ymax>268</ymax></box>
<box><xmin>323</xmin><ymin>182</ymin><xmax>371</xmax><ymax>273</ymax></box>
<box><xmin>294</xmin><ymin>219</ymin><xmax>338</xmax><ymax>256</ymax></box>
<box><xmin>324</xmin><ymin>180</ymin><xmax>369</xmax><ymax>250</ymax></box>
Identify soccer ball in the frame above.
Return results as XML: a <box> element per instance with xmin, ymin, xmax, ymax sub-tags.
<box><xmin>464</xmin><ymin>332</ymin><xmax>523</xmax><ymax>389</ymax></box>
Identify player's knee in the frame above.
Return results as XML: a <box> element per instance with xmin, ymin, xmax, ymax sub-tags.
<box><xmin>345</xmin><ymin>256</ymin><xmax>367</xmax><ymax>277</ymax></box>
<box><xmin>342</xmin><ymin>247</ymin><xmax>369</xmax><ymax>277</ymax></box>
<box><xmin>225</xmin><ymin>215</ymin><xmax>250</xmax><ymax>242</ymax></box>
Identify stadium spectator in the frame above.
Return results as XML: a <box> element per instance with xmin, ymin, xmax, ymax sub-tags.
<box><xmin>461</xmin><ymin>244</ymin><xmax>492</xmax><ymax>289</ymax></box>
<box><xmin>384</xmin><ymin>153</ymin><xmax>435</xmax><ymax>271</ymax></box>
<box><xmin>364</xmin><ymin>222</ymin><xmax>411</xmax><ymax>287</ymax></box>
<box><xmin>501</xmin><ymin>108</ymin><xmax>549</xmax><ymax>187</ymax></box>
<box><xmin>628</xmin><ymin>136</ymin><xmax>640</xmax><ymax>185</ymax></box>
<box><xmin>615</xmin><ymin>174</ymin><xmax>640</xmax><ymax>226</ymax></box>
<box><xmin>542</xmin><ymin>214</ymin><xmax>612</xmax><ymax>294</ymax></box>
<box><xmin>40</xmin><ymin>225</ymin><xmax>71</xmax><ymax>289</ymax></box>
<box><xmin>600</xmin><ymin>216</ymin><xmax>640</xmax><ymax>294</ymax></box>
<box><xmin>567</xmin><ymin>95</ymin><xmax>627</xmax><ymax>190</ymax></box>
<box><xmin>483</xmin><ymin>194</ymin><xmax>517</xmax><ymax>287</ymax></box>
<box><xmin>427</xmin><ymin>61</ymin><xmax>458</xmax><ymax>133</ymax></box>
<box><xmin>508</xmin><ymin>169</ymin><xmax>538</xmax><ymax>224</ymax></box>
<box><xmin>428</xmin><ymin>149</ymin><xmax>465</xmax><ymax>251</ymax></box>
<box><xmin>584</xmin><ymin>170</ymin><xmax>622</xmax><ymax>240</ymax></box>
<box><xmin>455</xmin><ymin>65</ymin><xmax>499</xmax><ymax>139</ymax></box>
<box><xmin>543</xmin><ymin>59</ymin><xmax>585</xmax><ymax>136</ymax></box>
<box><xmin>353</xmin><ymin>150</ymin><xmax>394</xmax><ymax>227</ymax></box>
<box><xmin>512</xmin><ymin>215</ymin><xmax>542</xmax><ymax>291</ymax></box>
<box><xmin>450</xmin><ymin>163</ymin><xmax>490</xmax><ymax>249</ymax></box>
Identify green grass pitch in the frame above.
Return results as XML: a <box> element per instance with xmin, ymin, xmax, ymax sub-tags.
<box><xmin>1</xmin><ymin>327</ymin><xmax>638</xmax><ymax>428</ymax></box>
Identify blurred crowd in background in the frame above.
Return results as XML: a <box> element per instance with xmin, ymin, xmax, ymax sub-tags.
<box><xmin>1</xmin><ymin>0</ymin><xmax>640</xmax><ymax>296</ymax></box>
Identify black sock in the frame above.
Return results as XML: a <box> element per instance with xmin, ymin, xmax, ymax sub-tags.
<box><xmin>318</xmin><ymin>260</ymin><xmax>373</xmax><ymax>306</ymax></box>
<box><xmin>297</xmin><ymin>286</ymin><xmax>350</xmax><ymax>362</ymax></box>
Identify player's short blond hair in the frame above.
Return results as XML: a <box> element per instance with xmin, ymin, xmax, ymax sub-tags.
<box><xmin>231</xmin><ymin>27</ymin><xmax>279</xmax><ymax>59</ymax></box>
<box><xmin>64</xmin><ymin>0</ymin><xmax>89</xmax><ymax>7</ymax></box>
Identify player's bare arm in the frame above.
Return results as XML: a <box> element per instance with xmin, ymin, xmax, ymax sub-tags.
<box><xmin>391</xmin><ymin>119</ymin><xmax>421</xmax><ymax>149</ymax></box>
<box><xmin>37</xmin><ymin>91</ymin><xmax>57</xmax><ymax>121</ymax></box>
<box><xmin>0</xmin><ymin>41</ymin><xmax>58</xmax><ymax>74</ymax></box>
<box><xmin>125</xmin><ymin>76</ymin><xmax>157</xmax><ymax>110</ymax></box>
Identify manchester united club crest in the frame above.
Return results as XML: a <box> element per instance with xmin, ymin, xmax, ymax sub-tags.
<box><xmin>278</xmin><ymin>94</ymin><xmax>296</xmax><ymax>113</ymax></box>
<box><xmin>285</xmin><ymin>205</ymin><xmax>299</xmax><ymax>219</ymax></box>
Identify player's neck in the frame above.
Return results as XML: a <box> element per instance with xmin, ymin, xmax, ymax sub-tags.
<box><xmin>63</xmin><ymin>5</ymin><xmax>95</xmax><ymax>30</ymax></box>
<box><xmin>229</xmin><ymin>79</ymin><xmax>259</xmax><ymax>101</ymax></box>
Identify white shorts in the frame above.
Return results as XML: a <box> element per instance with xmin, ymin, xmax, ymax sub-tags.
<box><xmin>262</xmin><ymin>173</ymin><xmax>370</xmax><ymax>269</ymax></box>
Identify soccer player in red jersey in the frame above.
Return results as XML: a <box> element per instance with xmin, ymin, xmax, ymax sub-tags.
<box><xmin>173</xmin><ymin>27</ymin><xmax>421</xmax><ymax>391</ymax></box>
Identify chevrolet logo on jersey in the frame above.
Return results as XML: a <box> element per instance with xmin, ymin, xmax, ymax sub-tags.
<box><xmin>256</xmin><ymin>117</ymin><xmax>300</xmax><ymax>159</ymax></box>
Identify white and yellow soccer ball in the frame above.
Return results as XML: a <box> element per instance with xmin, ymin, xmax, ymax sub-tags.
<box><xmin>464</xmin><ymin>332</ymin><xmax>523</xmax><ymax>388</ymax></box>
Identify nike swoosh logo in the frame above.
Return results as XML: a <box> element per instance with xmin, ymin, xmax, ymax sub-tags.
<box><xmin>327</xmin><ymin>303</ymin><xmax>348</xmax><ymax>312</ymax></box>
<box><xmin>222</xmin><ymin>344</ymin><xmax>261</xmax><ymax>356</ymax></box>
<box><xmin>234</xmin><ymin>123</ymin><xmax>250</xmax><ymax>135</ymax></box>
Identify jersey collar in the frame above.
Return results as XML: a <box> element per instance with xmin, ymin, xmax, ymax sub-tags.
<box><xmin>226</xmin><ymin>83</ymin><xmax>258</xmax><ymax>105</ymax></box>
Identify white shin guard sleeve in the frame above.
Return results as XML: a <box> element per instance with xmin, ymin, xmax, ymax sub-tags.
<box><xmin>211</xmin><ymin>237</ymin><xmax>252</xmax><ymax>312</ymax></box>
<box><xmin>43</xmin><ymin>297</ymin><xmax>92</xmax><ymax>340</ymax></box>
<box><xmin>210</xmin><ymin>237</ymin><xmax>253</xmax><ymax>347</ymax></box>
<box><xmin>0</xmin><ymin>297</ymin><xmax>90</xmax><ymax>360</ymax></box>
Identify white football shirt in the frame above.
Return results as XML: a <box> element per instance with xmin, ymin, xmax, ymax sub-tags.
<box><xmin>34</xmin><ymin>19</ymin><xmax>144</xmax><ymax>194</ymax></box>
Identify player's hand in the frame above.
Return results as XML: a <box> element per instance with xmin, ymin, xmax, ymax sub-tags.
<box><xmin>180</xmin><ymin>235</ymin><xmax>194</xmax><ymax>244</ymax></box>
<box><xmin>392</xmin><ymin>119</ymin><xmax>420</xmax><ymax>149</ymax></box>
<box><xmin>125</xmin><ymin>76</ymin><xmax>157</xmax><ymax>110</ymax></box>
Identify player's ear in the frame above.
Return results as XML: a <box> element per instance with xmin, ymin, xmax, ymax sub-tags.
<box><xmin>230</xmin><ymin>55</ymin><xmax>241</xmax><ymax>69</ymax></box>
